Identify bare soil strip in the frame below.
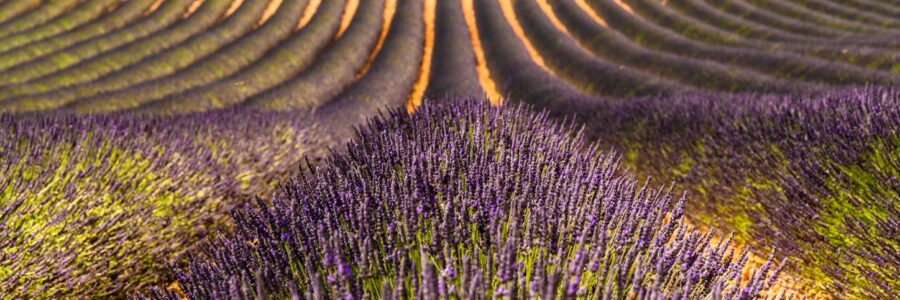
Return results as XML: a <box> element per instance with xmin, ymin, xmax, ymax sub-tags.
<box><xmin>461</xmin><ymin>0</ymin><xmax>502</xmax><ymax>104</ymax></box>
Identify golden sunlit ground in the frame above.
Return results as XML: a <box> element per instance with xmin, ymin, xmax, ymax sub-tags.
<box><xmin>356</xmin><ymin>0</ymin><xmax>398</xmax><ymax>79</ymax></box>
<box><xmin>406</xmin><ymin>0</ymin><xmax>436</xmax><ymax>112</ymax></box>
<box><xmin>461</xmin><ymin>0</ymin><xmax>503</xmax><ymax>104</ymax></box>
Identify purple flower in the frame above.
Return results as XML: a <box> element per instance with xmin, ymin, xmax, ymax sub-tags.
<box><xmin>144</xmin><ymin>101</ymin><xmax>782</xmax><ymax>299</ymax></box>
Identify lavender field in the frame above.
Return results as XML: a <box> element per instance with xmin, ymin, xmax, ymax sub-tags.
<box><xmin>0</xmin><ymin>0</ymin><xmax>897</xmax><ymax>299</ymax></box>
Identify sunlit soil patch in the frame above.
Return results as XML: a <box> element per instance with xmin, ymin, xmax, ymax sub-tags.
<box><xmin>336</xmin><ymin>0</ymin><xmax>359</xmax><ymax>37</ymax></box>
<box><xmin>145</xmin><ymin>0</ymin><xmax>166</xmax><ymax>16</ymax></box>
<box><xmin>406</xmin><ymin>0</ymin><xmax>436</xmax><ymax>112</ymax></box>
<box><xmin>183</xmin><ymin>0</ymin><xmax>204</xmax><ymax>18</ymax></box>
<box><xmin>223</xmin><ymin>0</ymin><xmax>243</xmax><ymax>18</ymax></box>
<box><xmin>612</xmin><ymin>0</ymin><xmax>636</xmax><ymax>15</ymax></box>
<box><xmin>535</xmin><ymin>0</ymin><xmax>601</xmax><ymax>56</ymax></box>
<box><xmin>356</xmin><ymin>0</ymin><xmax>398</xmax><ymax>79</ymax></box>
<box><xmin>296</xmin><ymin>0</ymin><xmax>321</xmax><ymax>29</ymax></box>
<box><xmin>537</xmin><ymin>0</ymin><xmax>575</xmax><ymax>35</ymax></box>
<box><xmin>259</xmin><ymin>0</ymin><xmax>283</xmax><ymax>25</ymax></box>
<box><xmin>462</xmin><ymin>0</ymin><xmax>503</xmax><ymax>104</ymax></box>
<box><xmin>498</xmin><ymin>0</ymin><xmax>551</xmax><ymax>71</ymax></box>
<box><xmin>574</xmin><ymin>0</ymin><xmax>608</xmax><ymax>27</ymax></box>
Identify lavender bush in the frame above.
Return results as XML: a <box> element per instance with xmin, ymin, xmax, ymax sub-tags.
<box><xmin>141</xmin><ymin>101</ymin><xmax>783</xmax><ymax>299</ymax></box>
<box><xmin>0</xmin><ymin>110</ymin><xmax>324</xmax><ymax>298</ymax></box>
<box><xmin>588</xmin><ymin>86</ymin><xmax>899</xmax><ymax>298</ymax></box>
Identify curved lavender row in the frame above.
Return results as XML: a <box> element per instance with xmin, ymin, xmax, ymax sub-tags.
<box><xmin>538</xmin><ymin>0</ymin><xmax>814</xmax><ymax>94</ymax></box>
<box><xmin>471</xmin><ymin>2</ymin><xmax>896</xmax><ymax>290</ymax></box>
<box><xmin>831</xmin><ymin>0</ymin><xmax>900</xmax><ymax>19</ymax></box>
<box><xmin>246</xmin><ymin>0</ymin><xmax>387</xmax><ymax>111</ymax></box>
<box><xmin>0</xmin><ymin>0</ymin><xmax>196</xmax><ymax>84</ymax></box>
<box><xmin>623</xmin><ymin>0</ymin><xmax>900</xmax><ymax>62</ymax></box>
<box><xmin>585</xmin><ymin>86</ymin><xmax>900</xmax><ymax>298</ymax></box>
<box><xmin>583</xmin><ymin>0</ymin><xmax>900</xmax><ymax>84</ymax></box>
<box><xmin>0</xmin><ymin>0</ymin><xmax>188</xmax><ymax>73</ymax></box>
<box><xmin>0</xmin><ymin>0</ymin><xmax>230</xmax><ymax>93</ymax></box>
<box><xmin>737</xmin><ymin>0</ymin><xmax>889</xmax><ymax>33</ymax></box>
<box><xmin>0</xmin><ymin>0</ymin><xmax>80</xmax><ymax>39</ymax></box>
<box><xmin>139</xmin><ymin>0</ymin><xmax>348</xmax><ymax>114</ymax></box>
<box><xmin>513</xmin><ymin>0</ymin><xmax>693</xmax><ymax>97</ymax></box>
<box><xmin>0</xmin><ymin>0</ymin><xmax>269</xmax><ymax>112</ymax></box>
<box><xmin>652</xmin><ymin>0</ymin><xmax>900</xmax><ymax>71</ymax></box>
<box><xmin>0</xmin><ymin>0</ymin><xmax>154</xmax><ymax>69</ymax></box>
<box><xmin>58</xmin><ymin>0</ymin><xmax>310</xmax><ymax>113</ymax></box>
<box><xmin>793</xmin><ymin>0</ymin><xmax>900</xmax><ymax>29</ymax></box>
<box><xmin>867</xmin><ymin>0</ymin><xmax>900</xmax><ymax>8</ymax></box>
<box><xmin>139</xmin><ymin>101</ymin><xmax>783</xmax><ymax>299</ymax></box>
<box><xmin>0</xmin><ymin>0</ymin><xmax>41</xmax><ymax>26</ymax></box>
<box><xmin>473</xmin><ymin>0</ymin><xmax>645</xmax><ymax>118</ymax></box>
<box><xmin>0</xmin><ymin>109</ymin><xmax>325</xmax><ymax>298</ymax></box>
<box><xmin>0</xmin><ymin>0</ymin><xmax>119</xmax><ymax>53</ymax></box>
<box><xmin>615</xmin><ymin>0</ymin><xmax>900</xmax><ymax>71</ymax></box>
<box><xmin>667</xmin><ymin>0</ymin><xmax>844</xmax><ymax>43</ymax></box>
<box><xmin>702</xmin><ymin>0</ymin><xmax>854</xmax><ymax>38</ymax></box>
<box><xmin>314</xmin><ymin>0</ymin><xmax>425</xmax><ymax>144</ymax></box>
<box><xmin>617</xmin><ymin>0</ymin><xmax>822</xmax><ymax>45</ymax></box>
<box><xmin>423</xmin><ymin>0</ymin><xmax>485</xmax><ymax>100</ymax></box>
<box><xmin>702</xmin><ymin>0</ymin><xmax>900</xmax><ymax>50</ymax></box>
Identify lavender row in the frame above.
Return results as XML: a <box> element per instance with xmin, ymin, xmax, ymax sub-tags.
<box><xmin>582</xmin><ymin>0</ymin><xmax>899</xmax><ymax>85</ymax></box>
<box><xmin>737</xmin><ymin>0</ymin><xmax>888</xmax><ymax>33</ymax></box>
<box><xmin>423</xmin><ymin>0</ymin><xmax>485</xmax><ymax>101</ymax></box>
<box><xmin>514</xmin><ymin>0</ymin><xmax>698</xmax><ymax>97</ymax></box>
<box><xmin>837</xmin><ymin>0</ymin><xmax>900</xmax><ymax>19</ymax></box>
<box><xmin>468</xmin><ymin>3</ymin><xmax>895</xmax><ymax>293</ymax></box>
<box><xmin>0</xmin><ymin>1</ymin><xmax>183</xmax><ymax>71</ymax></box>
<box><xmin>661</xmin><ymin>0</ymin><xmax>900</xmax><ymax>64</ymax></box>
<box><xmin>139</xmin><ymin>101</ymin><xmax>783</xmax><ymax>299</ymax></box>
<box><xmin>314</xmin><ymin>0</ymin><xmax>426</xmax><ymax>145</ymax></box>
<box><xmin>0</xmin><ymin>0</ymin><xmax>199</xmax><ymax>85</ymax></box>
<box><xmin>702</xmin><ymin>0</ymin><xmax>853</xmax><ymax>38</ymax></box>
<box><xmin>139</xmin><ymin>0</ymin><xmax>348</xmax><ymax>114</ymax></box>
<box><xmin>0</xmin><ymin>0</ymin><xmax>228</xmax><ymax>89</ymax></box>
<box><xmin>55</xmin><ymin>0</ymin><xmax>310</xmax><ymax>114</ymax></box>
<box><xmin>0</xmin><ymin>0</ymin><xmax>153</xmax><ymax>69</ymax></box>
<box><xmin>0</xmin><ymin>110</ymin><xmax>325</xmax><ymax>298</ymax></box>
<box><xmin>667</xmin><ymin>0</ymin><xmax>844</xmax><ymax>44</ymax></box>
<box><xmin>0</xmin><ymin>0</ymin><xmax>117</xmax><ymax>53</ymax></box>
<box><xmin>0</xmin><ymin>0</ymin><xmax>269</xmax><ymax>113</ymax></box>
<box><xmin>474</xmin><ymin>0</ymin><xmax>632</xmax><ymax>119</ymax></box>
<box><xmin>0</xmin><ymin>0</ymin><xmax>40</xmax><ymax>25</ymax></box>
<box><xmin>583</xmin><ymin>86</ymin><xmax>900</xmax><ymax>298</ymax></box>
<box><xmin>615</xmin><ymin>0</ymin><xmax>900</xmax><ymax>70</ymax></box>
<box><xmin>0</xmin><ymin>0</ymin><xmax>79</xmax><ymax>39</ymax></box>
<box><xmin>537</xmin><ymin>0</ymin><xmax>814</xmax><ymax>94</ymax></box>
<box><xmin>791</xmin><ymin>0</ymin><xmax>900</xmax><ymax>29</ymax></box>
<box><xmin>247</xmin><ymin>0</ymin><xmax>387</xmax><ymax>111</ymax></box>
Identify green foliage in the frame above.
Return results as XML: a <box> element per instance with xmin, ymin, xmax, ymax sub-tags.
<box><xmin>0</xmin><ymin>111</ymin><xmax>325</xmax><ymax>298</ymax></box>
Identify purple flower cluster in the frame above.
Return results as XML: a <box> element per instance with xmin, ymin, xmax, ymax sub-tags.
<box><xmin>586</xmin><ymin>86</ymin><xmax>900</xmax><ymax>298</ymax></box>
<box><xmin>0</xmin><ymin>109</ymin><xmax>323</xmax><ymax>298</ymax></box>
<box><xmin>140</xmin><ymin>101</ymin><xmax>783</xmax><ymax>299</ymax></box>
